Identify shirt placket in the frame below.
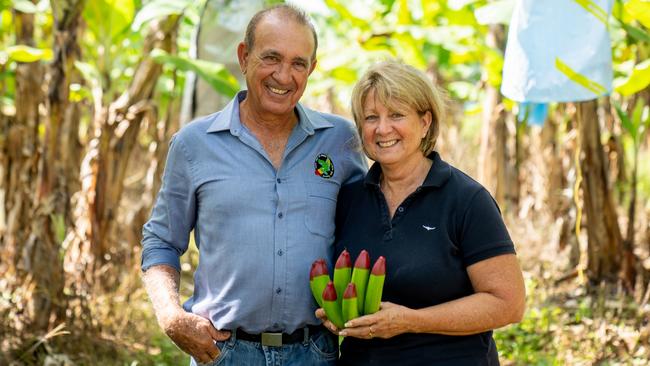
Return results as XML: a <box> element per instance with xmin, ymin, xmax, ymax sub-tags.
<box><xmin>270</xmin><ymin>167</ymin><xmax>288</xmax><ymax>330</ymax></box>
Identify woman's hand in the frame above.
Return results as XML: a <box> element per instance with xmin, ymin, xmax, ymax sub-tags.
<box><xmin>315</xmin><ymin>307</ymin><xmax>341</xmax><ymax>335</ymax></box>
<box><xmin>338</xmin><ymin>302</ymin><xmax>411</xmax><ymax>339</ymax></box>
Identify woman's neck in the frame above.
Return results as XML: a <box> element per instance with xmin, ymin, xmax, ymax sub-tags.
<box><xmin>380</xmin><ymin>156</ymin><xmax>432</xmax><ymax>220</ymax></box>
<box><xmin>381</xmin><ymin>155</ymin><xmax>432</xmax><ymax>193</ymax></box>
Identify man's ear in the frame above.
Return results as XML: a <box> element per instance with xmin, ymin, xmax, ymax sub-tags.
<box><xmin>308</xmin><ymin>58</ymin><xmax>317</xmax><ymax>76</ymax></box>
<box><xmin>237</xmin><ymin>42</ymin><xmax>248</xmax><ymax>74</ymax></box>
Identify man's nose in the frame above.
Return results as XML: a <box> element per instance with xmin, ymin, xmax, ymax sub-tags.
<box><xmin>272</xmin><ymin>63</ymin><xmax>292</xmax><ymax>84</ymax></box>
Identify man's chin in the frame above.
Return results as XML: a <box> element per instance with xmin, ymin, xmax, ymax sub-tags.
<box><xmin>261</xmin><ymin>102</ymin><xmax>297</xmax><ymax>117</ymax></box>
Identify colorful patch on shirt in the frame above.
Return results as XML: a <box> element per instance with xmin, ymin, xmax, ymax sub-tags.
<box><xmin>314</xmin><ymin>153</ymin><xmax>334</xmax><ymax>179</ymax></box>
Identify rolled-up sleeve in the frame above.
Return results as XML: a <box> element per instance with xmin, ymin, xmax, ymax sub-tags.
<box><xmin>141</xmin><ymin>135</ymin><xmax>196</xmax><ymax>272</ymax></box>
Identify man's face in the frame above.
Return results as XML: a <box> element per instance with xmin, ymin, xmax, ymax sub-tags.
<box><xmin>238</xmin><ymin>14</ymin><xmax>317</xmax><ymax>120</ymax></box>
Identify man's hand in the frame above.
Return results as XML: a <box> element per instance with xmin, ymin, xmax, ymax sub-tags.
<box><xmin>142</xmin><ymin>265</ymin><xmax>230</xmax><ymax>363</ymax></box>
<box><xmin>315</xmin><ymin>307</ymin><xmax>340</xmax><ymax>335</ymax></box>
<box><xmin>162</xmin><ymin>309</ymin><xmax>231</xmax><ymax>364</ymax></box>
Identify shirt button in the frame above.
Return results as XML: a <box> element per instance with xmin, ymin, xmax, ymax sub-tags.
<box><xmin>276</xmin><ymin>287</ymin><xmax>282</xmax><ymax>294</ymax></box>
<box><xmin>278</xmin><ymin>212</ymin><xmax>283</xmax><ymax>219</ymax></box>
<box><xmin>277</xmin><ymin>249</ymin><xmax>283</xmax><ymax>256</ymax></box>
<box><xmin>276</xmin><ymin>178</ymin><xmax>281</xmax><ymax>183</ymax></box>
<box><xmin>398</xmin><ymin>206</ymin><xmax>404</xmax><ymax>213</ymax></box>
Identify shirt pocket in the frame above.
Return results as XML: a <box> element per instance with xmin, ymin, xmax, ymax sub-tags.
<box><xmin>304</xmin><ymin>181</ymin><xmax>339</xmax><ymax>238</ymax></box>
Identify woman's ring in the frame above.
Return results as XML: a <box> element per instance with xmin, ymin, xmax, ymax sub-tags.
<box><xmin>368</xmin><ymin>326</ymin><xmax>374</xmax><ymax>338</ymax></box>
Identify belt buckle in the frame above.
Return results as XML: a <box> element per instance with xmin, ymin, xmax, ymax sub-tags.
<box><xmin>261</xmin><ymin>332</ymin><xmax>283</xmax><ymax>347</ymax></box>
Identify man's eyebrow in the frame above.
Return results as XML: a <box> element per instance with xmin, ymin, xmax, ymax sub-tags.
<box><xmin>292</xmin><ymin>56</ymin><xmax>309</xmax><ymax>64</ymax></box>
<box><xmin>260</xmin><ymin>50</ymin><xmax>282</xmax><ymax>58</ymax></box>
<box><xmin>259</xmin><ymin>50</ymin><xmax>309</xmax><ymax>64</ymax></box>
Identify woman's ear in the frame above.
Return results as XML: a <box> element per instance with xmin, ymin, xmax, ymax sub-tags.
<box><xmin>421</xmin><ymin>111</ymin><xmax>432</xmax><ymax>138</ymax></box>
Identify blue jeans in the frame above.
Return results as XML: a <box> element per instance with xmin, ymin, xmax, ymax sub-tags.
<box><xmin>192</xmin><ymin>328</ymin><xmax>338</xmax><ymax>366</ymax></box>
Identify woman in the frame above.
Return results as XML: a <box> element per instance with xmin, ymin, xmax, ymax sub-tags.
<box><xmin>316</xmin><ymin>61</ymin><xmax>526</xmax><ymax>365</ymax></box>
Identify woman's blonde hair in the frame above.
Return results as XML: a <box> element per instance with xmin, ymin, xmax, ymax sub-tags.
<box><xmin>350</xmin><ymin>60</ymin><xmax>446</xmax><ymax>155</ymax></box>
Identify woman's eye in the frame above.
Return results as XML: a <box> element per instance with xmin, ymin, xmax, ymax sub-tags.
<box><xmin>364</xmin><ymin>115</ymin><xmax>378</xmax><ymax>121</ymax></box>
<box><xmin>390</xmin><ymin>113</ymin><xmax>404</xmax><ymax>118</ymax></box>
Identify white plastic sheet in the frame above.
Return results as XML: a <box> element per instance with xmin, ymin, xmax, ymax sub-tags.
<box><xmin>501</xmin><ymin>0</ymin><xmax>614</xmax><ymax>103</ymax></box>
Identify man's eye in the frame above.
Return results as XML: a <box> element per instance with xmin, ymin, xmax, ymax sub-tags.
<box><xmin>263</xmin><ymin>55</ymin><xmax>279</xmax><ymax>63</ymax></box>
<box><xmin>293</xmin><ymin>62</ymin><xmax>307</xmax><ymax>70</ymax></box>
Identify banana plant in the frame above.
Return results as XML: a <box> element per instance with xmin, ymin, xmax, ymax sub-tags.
<box><xmin>615</xmin><ymin>99</ymin><xmax>650</xmax><ymax>246</ymax></box>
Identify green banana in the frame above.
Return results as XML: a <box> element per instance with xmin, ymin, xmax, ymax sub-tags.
<box><xmin>364</xmin><ymin>256</ymin><xmax>386</xmax><ymax>315</ymax></box>
<box><xmin>333</xmin><ymin>250</ymin><xmax>352</xmax><ymax>309</ymax></box>
<box><xmin>309</xmin><ymin>259</ymin><xmax>329</xmax><ymax>307</ymax></box>
<box><xmin>351</xmin><ymin>250</ymin><xmax>370</xmax><ymax>314</ymax></box>
<box><xmin>322</xmin><ymin>281</ymin><xmax>345</xmax><ymax>329</ymax></box>
<box><xmin>342</xmin><ymin>282</ymin><xmax>359</xmax><ymax>323</ymax></box>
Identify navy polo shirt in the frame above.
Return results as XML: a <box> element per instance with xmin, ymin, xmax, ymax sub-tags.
<box><xmin>334</xmin><ymin>151</ymin><xmax>515</xmax><ymax>366</ymax></box>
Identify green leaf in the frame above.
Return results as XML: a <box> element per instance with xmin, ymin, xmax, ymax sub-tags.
<box><xmin>0</xmin><ymin>10</ymin><xmax>10</xmax><ymax>32</ymax></box>
<box><xmin>151</xmin><ymin>49</ymin><xmax>239</xmax><ymax>98</ymax></box>
<box><xmin>396</xmin><ymin>0</ymin><xmax>412</xmax><ymax>25</ymax></box>
<box><xmin>50</xmin><ymin>214</ymin><xmax>66</xmax><ymax>245</ymax></box>
<box><xmin>614</xmin><ymin>102</ymin><xmax>636</xmax><ymax>141</ymax></box>
<box><xmin>419</xmin><ymin>25</ymin><xmax>475</xmax><ymax>52</ymax></box>
<box><xmin>620</xmin><ymin>21</ymin><xmax>650</xmax><ymax>43</ymax></box>
<box><xmin>624</xmin><ymin>0</ymin><xmax>650</xmax><ymax>29</ymax></box>
<box><xmin>361</xmin><ymin>35</ymin><xmax>392</xmax><ymax>52</ymax></box>
<box><xmin>614</xmin><ymin>59</ymin><xmax>650</xmax><ymax>96</ymax></box>
<box><xmin>474</xmin><ymin>0</ymin><xmax>514</xmax><ymax>25</ymax></box>
<box><xmin>391</xmin><ymin>32</ymin><xmax>427</xmax><ymax>69</ymax></box>
<box><xmin>479</xmin><ymin>44</ymin><xmax>504</xmax><ymax>87</ymax></box>
<box><xmin>6</xmin><ymin>45</ymin><xmax>53</xmax><ymax>62</ymax></box>
<box><xmin>131</xmin><ymin>0</ymin><xmax>189</xmax><ymax>31</ymax></box>
<box><xmin>12</xmin><ymin>0</ymin><xmax>37</xmax><ymax>13</ymax></box>
<box><xmin>83</xmin><ymin>0</ymin><xmax>135</xmax><ymax>44</ymax></box>
<box><xmin>448</xmin><ymin>81</ymin><xmax>475</xmax><ymax>100</ymax></box>
<box><xmin>69</xmin><ymin>83</ymin><xmax>91</xmax><ymax>102</ymax></box>
<box><xmin>448</xmin><ymin>0</ymin><xmax>481</xmax><ymax>11</ymax></box>
<box><xmin>631</xmin><ymin>99</ymin><xmax>644</xmax><ymax>131</ymax></box>
<box><xmin>74</xmin><ymin>61</ymin><xmax>102</xmax><ymax>90</ymax></box>
<box><xmin>330</xmin><ymin>66</ymin><xmax>358</xmax><ymax>84</ymax></box>
<box><xmin>324</xmin><ymin>0</ymin><xmax>369</xmax><ymax>29</ymax></box>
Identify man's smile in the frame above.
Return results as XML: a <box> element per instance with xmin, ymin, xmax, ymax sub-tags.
<box><xmin>267</xmin><ymin>85</ymin><xmax>290</xmax><ymax>95</ymax></box>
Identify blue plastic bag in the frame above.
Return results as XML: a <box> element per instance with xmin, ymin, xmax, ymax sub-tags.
<box><xmin>501</xmin><ymin>0</ymin><xmax>613</xmax><ymax>103</ymax></box>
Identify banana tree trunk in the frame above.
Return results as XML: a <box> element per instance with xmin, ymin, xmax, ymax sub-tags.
<box><xmin>577</xmin><ymin>100</ymin><xmax>623</xmax><ymax>283</ymax></box>
<box><xmin>2</xmin><ymin>9</ymin><xmax>51</xmax><ymax>331</ymax></box>
<box><xmin>477</xmin><ymin>25</ymin><xmax>513</xmax><ymax>209</ymax></box>
<box><xmin>68</xmin><ymin>16</ymin><xmax>180</xmax><ymax>286</ymax></box>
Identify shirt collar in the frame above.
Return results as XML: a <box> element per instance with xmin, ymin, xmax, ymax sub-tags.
<box><xmin>364</xmin><ymin>151</ymin><xmax>451</xmax><ymax>188</ymax></box>
<box><xmin>206</xmin><ymin>90</ymin><xmax>333</xmax><ymax>135</ymax></box>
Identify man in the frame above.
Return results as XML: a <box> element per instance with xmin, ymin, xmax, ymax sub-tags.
<box><xmin>141</xmin><ymin>5</ymin><xmax>366</xmax><ymax>366</ymax></box>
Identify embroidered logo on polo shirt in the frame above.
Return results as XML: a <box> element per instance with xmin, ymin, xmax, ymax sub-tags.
<box><xmin>422</xmin><ymin>225</ymin><xmax>436</xmax><ymax>231</ymax></box>
<box><xmin>314</xmin><ymin>153</ymin><xmax>334</xmax><ymax>179</ymax></box>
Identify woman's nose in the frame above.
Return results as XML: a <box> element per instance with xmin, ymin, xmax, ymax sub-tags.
<box><xmin>376</xmin><ymin>117</ymin><xmax>392</xmax><ymax>134</ymax></box>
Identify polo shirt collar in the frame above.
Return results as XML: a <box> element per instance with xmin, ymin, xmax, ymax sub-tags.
<box><xmin>206</xmin><ymin>90</ymin><xmax>333</xmax><ymax>135</ymax></box>
<box><xmin>422</xmin><ymin>151</ymin><xmax>452</xmax><ymax>187</ymax></box>
<box><xmin>364</xmin><ymin>151</ymin><xmax>451</xmax><ymax>188</ymax></box>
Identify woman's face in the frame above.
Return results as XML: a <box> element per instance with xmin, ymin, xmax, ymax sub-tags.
<box><xmin>360</xmin><ymin>89</ymin><xmax>431</xmax><ymax>168</ymax></box>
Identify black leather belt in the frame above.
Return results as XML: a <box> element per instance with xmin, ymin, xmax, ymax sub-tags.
<box><xmin>235</xmin><ymin>325</ymin><xmax>322</xmax><ymax>346</ymax></box>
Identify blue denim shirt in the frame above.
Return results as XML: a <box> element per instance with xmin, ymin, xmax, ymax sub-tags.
<box><xmin>142</xmin><ymin>91</ymin><xmax>367</xmax><ymax>334</ymax></box>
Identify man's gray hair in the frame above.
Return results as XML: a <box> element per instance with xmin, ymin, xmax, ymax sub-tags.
<box><xmin>244</xmin><ymin>4</ymin><xmax>318</xmax><ymax>61</ymax></box>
